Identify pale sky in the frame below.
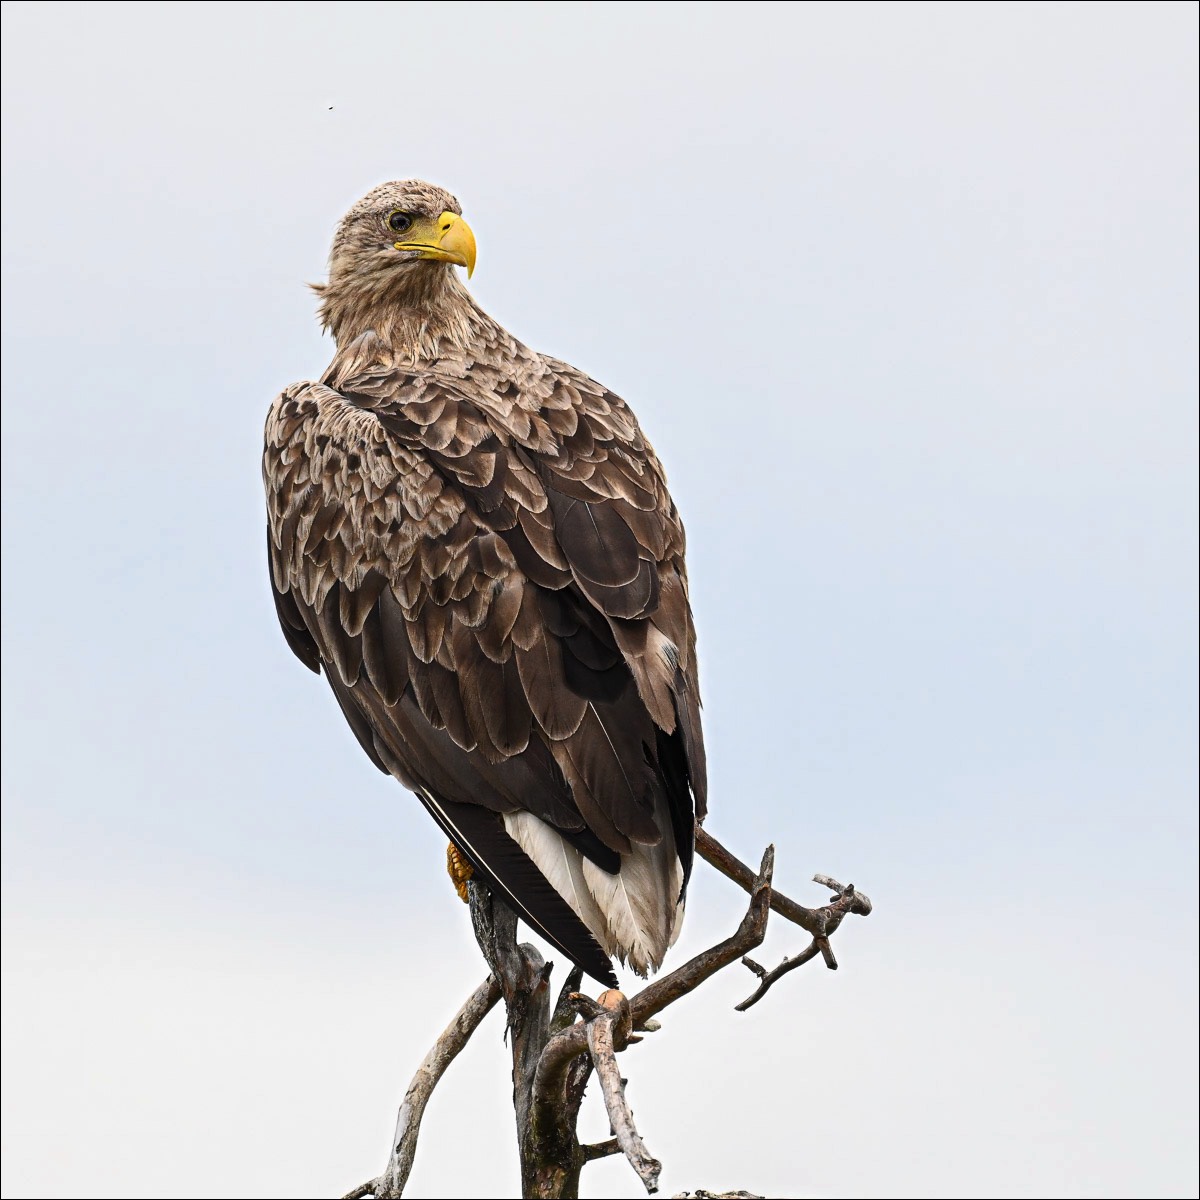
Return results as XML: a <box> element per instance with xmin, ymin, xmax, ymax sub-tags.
<box><xmin>2</xmin><ymin>2</ymin><xmax>1197</xmax><ymax>1198</ymax></box>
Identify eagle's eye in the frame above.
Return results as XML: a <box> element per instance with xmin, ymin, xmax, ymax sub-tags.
<box><xmin>388</xmin><ymin>211</ymin><xmax>415</xmax><ymax>234</ymax></box>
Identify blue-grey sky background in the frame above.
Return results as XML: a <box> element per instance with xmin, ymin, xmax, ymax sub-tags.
<box><xmin>2</xmin><ymin>2</ymin><xmax>1196</xmax><ymax>1197</ymax></box>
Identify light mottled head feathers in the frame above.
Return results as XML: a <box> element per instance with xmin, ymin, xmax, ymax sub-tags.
<box><xmin>327</xmin><ymin>180</ymin><xmax>462</xmax><ymax>258</ymax></box>
<box><xmin>313</xmin><ymin>179</ymin><xmax>472</xmax><ymax>349</ymax></box>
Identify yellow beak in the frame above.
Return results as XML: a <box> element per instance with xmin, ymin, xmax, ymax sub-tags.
<box><xmin>395</xmin><ymin>211</ymin><xmax>477</xmax><ymax>278</ymax></box>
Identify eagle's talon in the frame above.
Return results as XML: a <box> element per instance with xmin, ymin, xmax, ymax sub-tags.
<box><xmin>447</xmin><ymin>841</ymin><xmax>474</xmax><ymax>903</ymax></box>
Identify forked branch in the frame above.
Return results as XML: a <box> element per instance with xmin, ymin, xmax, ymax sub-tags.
<box><xmin>735</xmin><ymin>873</ymin><xmax>868</xmax><ymax>1010</ymax></box>
<box><xmin>345</xmin><ymin>831</ymin><xmax>871</xmax><ymax>1198</ymax></box>
<box><xmin>532</xmin><ymin>846</ymin><xmax>776</xmax><ymax>1194</ymax></box>
<box><xmin>567</xmin><ymin>990</ymin><xmax>661</xmax><ymax>1192</ymax></box>
<box><xmin>695</xmin><ymin>828</ymin><xmax>872</xmax><ymax>942</ymax></box>
<box><xmin>694</xmin><ymin>828</ymin><xmax>873</xmax><ymax>1009</ymax></box>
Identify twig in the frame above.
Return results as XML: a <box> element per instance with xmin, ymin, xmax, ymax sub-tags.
<box><xmin>341</xmin><ymin>973</ymin><xmax>502</xmax><ymax>1200</ymax></box>
<box><xmin>586</xmin><ymin>991</ymin><xmax>662</xmax><ymax>1193</ymax></box>
<box><xmin>696</xmin><ymin>828</ymin><xmax>872</xmax><ymax>942</ymax></box>
<box><xmin>734</xmin><ymin>946</ymin><xmax>820</xmax><ymax>1011</ymax></box>
<box><xmin>733</xmin><ymin>872</ymin><xmax>869</xmax><ymax>1010</ymax></box>
<box><xmin>583</xmin><ymin>1137</ymin><xmax>621</xmax><ymax>1161</ymax></box>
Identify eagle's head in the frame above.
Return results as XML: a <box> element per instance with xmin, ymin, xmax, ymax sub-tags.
<box><xmin>314</xmin><ymin>179</ymin><xmax>478</xmax><ymax>340</ymax></box>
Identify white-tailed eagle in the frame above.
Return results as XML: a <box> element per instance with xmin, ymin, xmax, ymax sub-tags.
<box><xmin>264</xmin><ymin>181</ymin><xmax>706</xmax><ymax>987</ymax></box>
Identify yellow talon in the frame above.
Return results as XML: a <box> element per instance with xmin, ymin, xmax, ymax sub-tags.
<box><xmin>447</xmin><ymin>841</ymin><xmax>474</xmax><ymax>903</ymax></box>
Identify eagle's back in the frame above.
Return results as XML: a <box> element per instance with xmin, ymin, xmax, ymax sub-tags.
<box><xmin>263</xmin><ymin>348</ymin><xmax>706</xmax><ymax>979</ymax></box>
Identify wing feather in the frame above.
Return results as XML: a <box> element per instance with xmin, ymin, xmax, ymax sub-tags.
<box><xmin>264</xmin><ymin>355</ymin><xmax>706</xmax><ymax>979</ymax></box>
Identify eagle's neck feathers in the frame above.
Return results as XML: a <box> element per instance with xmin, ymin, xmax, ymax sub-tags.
<box><xmin>316</xmin><ymin>262</ymin><xmax>490</xmax><ymax>383</ymax></box>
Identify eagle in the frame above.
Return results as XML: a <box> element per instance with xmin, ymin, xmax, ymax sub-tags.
<box><xmin>264</xmin><ymin>181</ymin><xmax>706</xmax><ymax>988</ymax></box>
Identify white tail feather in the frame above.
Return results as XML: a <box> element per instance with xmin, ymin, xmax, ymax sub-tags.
<box><xmin>502</xmin><ymin>811</ymin><xmax>610</xmax><ymax>945</ymax></box>
<box><xmin>582</xmin><ymin>850</ymin><xmax>671</xmax><ymax>975</ymax></box>
<box><xmin>503</xmin><ymin>804</ymin><xmax>684</xmax><ymax>977</ymax></box>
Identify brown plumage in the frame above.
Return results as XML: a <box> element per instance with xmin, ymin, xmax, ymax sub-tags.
<box><xmin>264</xmin><ymin>181</ymin><xmax>706</xmax><ymax>985</ymax></box>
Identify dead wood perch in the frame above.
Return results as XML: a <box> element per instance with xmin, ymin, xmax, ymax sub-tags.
<box><xmin>342</xmin><ymin>975</ymin><xmax>502</xmax><ymax>1199</ymax></box>
<box><xmin>570</xmin><ymin>990</ymin><xmax>661</xmax><ymax>1192</ymax></box>
<box><xmin>733</xmin><ymin>873</ymin><xmax>870</xmax><ymax>1011</ymax></box>
<box><xmin>344</xmin><ymin>831</ymin><xmax>870</xmax><ymax>1199</ymax></box>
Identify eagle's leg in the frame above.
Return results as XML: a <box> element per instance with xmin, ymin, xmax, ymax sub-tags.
<box><xmin>446</xmin><ymin>841</ymin><xmax>474</xmax><ymax>903</ymax></box>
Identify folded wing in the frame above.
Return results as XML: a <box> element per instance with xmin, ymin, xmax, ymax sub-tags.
<box><xmin>263</xmin><ymin>362</ymin><xmax>706</xmax><ymax>982</ymax></box>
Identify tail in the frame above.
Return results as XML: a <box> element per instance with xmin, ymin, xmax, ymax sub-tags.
<box><xmin>503</xmin><ymin>798</ymin><xmax>685</xmax><ymax>977</ymax></box>
<box><xmin>416</xmin><ymin>788</ymin><xmax>620</xmax><ymax>988</ymax></box>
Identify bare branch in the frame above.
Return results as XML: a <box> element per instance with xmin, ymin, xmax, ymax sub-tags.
<box><xmin>810</xmin><ymin>873</ymin><xmax>870</xmax><ymax>959</ymax></box>
<box><xmin>342</xmin><ymin>973</ymin><xmax>503</xmax><ymax>1199</ymax></box>
<box><xmin>567</xmin><ymin>992</ymin><xmax>608</xmax><ymax>1021</ymax></box>
<box><xmin>586</xmin><ymin>991</ymin><xmax>662</xmax><ymax>1193</ymax></box>
<box><xmin>583</xmin><ymin>1137</ymin><xmax>621</xmax><ymax>1161</ymax></box>
<box><xmin>730</xmin><ymin>870</ymin><xmax>872</xmax><ymax>1010</ymax></box>
<box><xmin>696</xmin><ymin>828</ymin><xmax>872</xmax><ymax>943</ymax></box>
<box><xmin>734</xmin><ymin>944</ymin><xmax>822</xmax><ymax>1011</ymax></box>
<box><xmin>384</xmin><ymin>973</ymin><xmax>501</xmax><ymax>1193</ymax></box>
<box><xmin>349</xmin><ymin>842</ymin><xmax>872</xmax><ymax>1197</ymax></box>
<box><xmin>812</xmin><ymin>872</ymin><xmax>847</xmax><ymax>892</ymax></box>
